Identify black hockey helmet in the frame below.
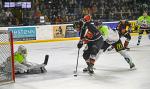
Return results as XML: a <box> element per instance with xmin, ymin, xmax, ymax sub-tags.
<box><xmin>94</xmin><ymin>20</ymin><xmax>102</xmax><ymax>27</ymax></box>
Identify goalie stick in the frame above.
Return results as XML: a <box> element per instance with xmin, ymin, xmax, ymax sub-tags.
<box><xmin>26</xmin><ymin>54</ymin><xmax>49</xmax><ymax>74</ymax></box>
<box><xmin>43</xmin><ymin>55</ymin><xmax>49</xmax><ymax>65</ymax></box>
<box><xmin>28</xmin><ymin>54</ymin><xmax>49</xmax><ymax>69</ymax></box>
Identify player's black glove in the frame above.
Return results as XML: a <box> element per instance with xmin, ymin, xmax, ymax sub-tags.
<box><xmin>77</xmin><ymin>40</ymin><xmax>83</xmax><ymax>49</ymax></box>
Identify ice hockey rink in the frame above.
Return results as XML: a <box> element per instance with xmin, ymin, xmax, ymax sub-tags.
<box><xmin>0</xmin><ymin>35</ymin><xmax>150</xmax><ymax>89</ymax></box>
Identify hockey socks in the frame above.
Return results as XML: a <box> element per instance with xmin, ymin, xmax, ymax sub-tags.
<box><xmin>137</xmin><ymin>35</ymin><xmax>142</xmax><ymax>45</ymax></box>
<box><xmin>125</xmin><ymin>58</ymin><xmax>135</xmax><ymax>69</ymax></box>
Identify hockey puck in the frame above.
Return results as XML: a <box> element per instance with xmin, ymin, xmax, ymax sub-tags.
<box><xmin>74</xmin><ymin>74</ymin><xmax>77</xmax><ymax>77</ymax></box>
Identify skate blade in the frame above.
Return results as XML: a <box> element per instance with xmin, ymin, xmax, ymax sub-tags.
<box><xmin>88</xmin><ymin>72</ymin><xmax>94</xmax><ymax>76</ymax></box>
<box><xmin>129</xmin><ymin>67</ymin><xmax>136</xmax><ymax>71</ymax></box>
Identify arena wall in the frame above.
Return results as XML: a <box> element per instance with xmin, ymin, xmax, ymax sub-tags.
<box><xmin>0</xmin><ymin>21</ymin><xmax>144</xmax><ymax>44</ymax></box>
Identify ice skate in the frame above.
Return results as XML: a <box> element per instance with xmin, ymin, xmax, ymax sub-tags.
<box><xmin>83</xmin><ymin>67</ymin><xmax>88</xmax><ymax>72</ymax></box>
<box><xmin>137</xmin><ymin>42</ymin><xmax>140</xmax><ymax>46</ymax></box>
<box><xmin>129</xmin><ymin>63</ymin><xmax>136</xmax><ymax>70</ymax></box>
<box><xmin>83</xmin><ymin>61</ymin><xmax>90</xmax><ymax>72</ymax></box>
<box><xmin>125</xmin><ymin>47</ymin><xmax>130</xmax><ymax>51</ymax></box>
<box><xmin>83</xmin><ymin>65</ymin><xmax>94</xmax><ymax>74</ymax></box>
<box><xmin>88</xmin><ymin>68</ymin><xmax>94</xmax><ymax>74</ymax></box>
<box><xmin>83</xmin><ymin>67</ymin><xmax>96</xmax><ymax>72</ymax></box>
<box><xmin>88</xmin><ymin>64</ymin><xmax>94</xmax><ymax>74</ymax></box>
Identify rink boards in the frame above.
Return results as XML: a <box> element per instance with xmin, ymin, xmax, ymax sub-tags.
<box><xmin>0</xmin><ymin>21</ymin><xmax>147</xmax><ymax>44</ymax></box>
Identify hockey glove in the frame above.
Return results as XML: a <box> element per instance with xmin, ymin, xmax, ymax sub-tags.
<box><xmin>128</xmin><ymin>28</ymin><xmax>132</xmax><ymax>33</ymax></box>
<box><xmin>77</xmin><ymin>40</ymin><xmax>83</xmax><ymax>49</ymax></box>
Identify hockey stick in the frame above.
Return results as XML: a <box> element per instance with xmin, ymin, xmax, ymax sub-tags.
<box><xmin>74</xmin><ymin>48</ymin><xmax>80</xmax><ymax>77</ymax></box>
<box><xmin>27</xmin><ymin>54</ymin><xmax>49</xmax><ymax>70</ymax></box>
<box><xmin>139</xmin><ymin>28</ymin><xmax>150</xmax><ymax>30</ymax></box>
<box><xmin>28</xmin><ymin>54</ymin><xmax>49</xmax><ymax>74</ymax></box>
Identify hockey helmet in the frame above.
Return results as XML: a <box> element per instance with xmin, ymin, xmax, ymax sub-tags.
<box><xmin>18</xmin><ymin>45</ymin><xmax>27</xmax><ymax>57</ymax></box>
<box><xmin>120</xmin><ymin>16</ymin><xmax>127</xmax><ymax>24</ymax></box>
<box><xmin>83</xmin><ymin>15</ymin><xmax>91</xmax><ymax>22</ymax></box>
<box><xmin>94</xmin><ymin>20</ymin><xmax>102</xmax><ymax>27</ymax></box>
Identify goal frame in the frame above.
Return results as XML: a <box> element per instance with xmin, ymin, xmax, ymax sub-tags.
<box><xmin>0</xmin><ymin>30</ymin><xmax>15</xmax><ymax>85</ymax></box>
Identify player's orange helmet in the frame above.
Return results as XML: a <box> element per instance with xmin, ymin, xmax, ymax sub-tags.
<box><xmin>83</xmin><ymin>15</ymin><xmax>91</xmax><ymax>22</ymax></box>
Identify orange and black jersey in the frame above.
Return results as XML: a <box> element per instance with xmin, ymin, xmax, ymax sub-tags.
<box><xmin>80</xmin><ymin>22</ymin><xmax>102</xmax><ymax>42</ymax></box>
<box><xmin>117</xmin><ymin>21</ymin><xmax>131</xmax><ymax>32</ymax></box>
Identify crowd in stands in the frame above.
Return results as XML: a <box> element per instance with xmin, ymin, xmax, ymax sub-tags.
<box><xmin>0</xmin><ymin>0</ymin><xmax>149</xmax><ymax>26</ymax></box>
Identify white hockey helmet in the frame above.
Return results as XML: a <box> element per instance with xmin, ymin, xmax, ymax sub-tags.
<box><xmin>17</xmin><ymin>45</ymin><xmax>27</xmax><ymax>57</ymax></box>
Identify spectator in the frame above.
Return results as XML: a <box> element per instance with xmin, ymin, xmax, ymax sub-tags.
<box><xmin>55</xmin><ymin>16</ymin><xmax>64</xmax><ymax>24</ymax></box>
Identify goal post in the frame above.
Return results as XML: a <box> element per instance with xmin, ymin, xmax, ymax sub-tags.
<box><xmin>0</xmin><ymin>30</ymin><xmax>15</xmax><ymax>85</ymax></box>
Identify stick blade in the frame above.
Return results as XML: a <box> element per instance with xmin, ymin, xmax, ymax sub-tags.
<box><xmin>44</xmin><ymin>55</ymin><xmax>49</xmax><ymax>65</ymax></box>
<box><xmin>74</xmin><ymin>74</ymin><xmax>77</xmax><ymax>77</ymax></box>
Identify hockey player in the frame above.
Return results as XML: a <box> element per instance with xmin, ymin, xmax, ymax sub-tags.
<box><xmin>136</xmin><ymin>11</ymin><xmax>150</xmax><ymax>45</ymax></box>
<box><xmin>8</xmin><ymin>45</ymin><xmax>48</xmax><ymax>74</ymax></box>
<box><xmin>116</xmin><ymin>19</ymin><xmax>132</xmax><ymax>50</ymax></box>
<box><xmin>73</xmin><ymin>15</ymin><xmax>104</xmax><ymax>74</ymax></box>
<box><xmin>95</xmin><ymin>21</ymin><xmax>135</xmax><ymax>69</ymax></box>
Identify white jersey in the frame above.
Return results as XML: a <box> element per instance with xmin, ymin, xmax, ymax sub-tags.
<box><xmin>99</xmin><ymin>25</ymin><xmax>119</xmax><ymax>44</ymax></box>
<box><xmin>107</xmin><ymin>27</ymin><xmax>119</xmax><ymax>44</ymax></box>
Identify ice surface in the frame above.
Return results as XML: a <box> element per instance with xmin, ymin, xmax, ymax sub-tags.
<box><xmin>0</xmin><ymin>36</ymin><xmax>150</xmax><ymax>89</ymax></box>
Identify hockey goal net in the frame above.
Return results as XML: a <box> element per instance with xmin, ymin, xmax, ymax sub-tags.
<box><xmin>0</xmin><ymin>30</ymin><xmax>15</xmax><ymax>85</ymax></box>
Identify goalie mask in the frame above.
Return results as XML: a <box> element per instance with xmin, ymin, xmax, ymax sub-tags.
<box><xmin>18</xmin><ymin>45</ymin><xmax>27</xmax><ymax>57</ymax></box>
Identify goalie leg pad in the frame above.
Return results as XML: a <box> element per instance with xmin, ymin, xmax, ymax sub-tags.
<box><xmin>27</xmin><ymin>66</ymin><xmax>47</xmax><ymax>74</ymax></box>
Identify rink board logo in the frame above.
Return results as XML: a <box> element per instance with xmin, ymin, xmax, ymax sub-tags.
<box><xmin>8</xmin><ymin>27</ymin><xmax>36</xmax><ymax>41</ymax></box>
<box><xmin>65</xmin><ymin>25</ymin><xmax>78</xmax><ymax>37</ymax></box>
<box><xmin>53</xmin><ymin>25</ymin><xmax>66</xmax><ymax>38</ymax></box>
<box><xmin>129</xmin><ymin>21</ymin><xmax>138</xmax><ymax>33</ymax></box>
<box><xmin>103</xmin><ymin>22</ymin><xmax>118</xmax><ymax>29</ymax></box>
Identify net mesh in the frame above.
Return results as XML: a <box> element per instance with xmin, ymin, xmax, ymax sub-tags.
<box><xmin>0</xmin><ymin>31</ymin><xmax>14</xmax><ymax>85</ymax></box>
